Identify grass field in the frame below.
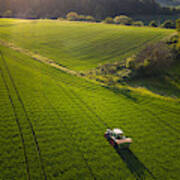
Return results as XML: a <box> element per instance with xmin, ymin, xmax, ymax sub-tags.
<box><xmin>0</xmin><ymin>19</ymin><xmax>175</xmax><ymax>71</ymax></box>
<box><xmin>0</xmin><ymin>19</ymin><xmax>179</xmax><ymax>180</ymax></box>
<box><xmin>0</xmin><ymin>44</ymin><xmax>180</xmax><ymax>179</ymax></box>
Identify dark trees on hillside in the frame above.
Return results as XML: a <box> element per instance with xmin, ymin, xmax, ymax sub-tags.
<box><xmin>177</xmin><ymin>19</ymin><xmax>180</xmax><ymax>50</ymax></box>
<box><xmin>126</xmin><ymin>42</ymin><xmax>174</xmax><ymax>76</ymax></box>
<box><xmin>0</xmin><ymin>0</ymin><xmax>179</xmax><ymax>19</ymax></box>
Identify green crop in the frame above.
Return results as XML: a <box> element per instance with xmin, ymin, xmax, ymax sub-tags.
<box><xmin>0</xmin><ymin>19</ymin><xmax>179</xmax><ymax>179</ymax></box>
<box><xmin>0</xmin><ymin>44</ymin><xmax>179</xmax><ymax>179</ymax></box>
<box><xmin>0</xmin><ymin>19</ymin><xmax>174</xmax><ymax>71</ymax></box>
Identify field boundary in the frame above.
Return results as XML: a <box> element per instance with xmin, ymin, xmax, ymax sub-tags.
<box><xmin>0</xmin><ymin>39</ymin><xmax>179</xmax><ymax>102</ymax></box>
<box><xmin>0</xmin><ymin>40</ymin><xmax>80</xmax><ymax>77</ymax></box>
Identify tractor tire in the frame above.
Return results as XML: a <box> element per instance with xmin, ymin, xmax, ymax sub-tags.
<box><xmin>110</xmin><ymin>139</ymin><xmax>115</xmax><ymax>146</ymax></box>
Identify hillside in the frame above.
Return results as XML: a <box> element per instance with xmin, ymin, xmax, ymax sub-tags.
<box><xmin>0</xmin><ymin>19</ymin><xmax>179</xmax><ymax>180</ymax></box>
<box><xmin>0</xmin><ymin>19</ymin><xmax>174</xmax><ymax>71</ymax></box>
<box><xmin>0</xmin><ymin>43</ymin><xmax>179</xmax><ymax>180</ymax></box>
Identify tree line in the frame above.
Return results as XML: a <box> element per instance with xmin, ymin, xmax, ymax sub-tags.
<box><xmin>0</xmin><ymin>0</ymin><xmax>179</xmax><ymax>19</ymax></box>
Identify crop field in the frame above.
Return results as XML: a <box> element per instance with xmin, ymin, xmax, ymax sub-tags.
<box><xmin>0</xmin><ymin>19</ymin><xmax>175</xmax><ymax>71</ymax></box>
<box><xmin>0</xmin><ymin>39</ymin><xmax>180</xmax><ymax>180</ymax></box>
<box><xmin>0</xmin><ymin>19</ymin><xmax>179</xmax><ymax>180</ymax></box>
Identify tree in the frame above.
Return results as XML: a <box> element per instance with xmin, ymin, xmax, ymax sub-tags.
<box><xmin>149</xmin><ymin>20</ymin><xmax>158</xmax><ymax>27</ymax></box>
<box><xmin>104</xmin><ymin>17</ymin><xmax>114</xmax><ymax>24</ymax></box>
<box><xmin>86</xmin><ymin>16</ymin><xmax>95</xmax><ymax>22</ymax></box>
<box><xmin>78</xmin><ymin>15</ymin><xmax>95</xmax><ymax>22</ymax></box>
<box><xmin>2</xmin><ymin>10</ymin><xmax>13</xmax><ymax>17</ymax></box>
<box><xmin>176</xmin><ymin>19</ymin><xmax>180</xmax><ymax>50</ymax></box>
<box><xmin>161</xmin><ymin>20</ymin><xmax>176</xmax><ymax>29</ymax></box>
<box><xmin>66</xmin><ymin>12</ymin><xmax>79</xmax><ymax>21</ymax></box>
<box><xmin>0</xmin><ymin>0</ymin><xmax>179</xmax><ymax>19</ymax></box>
<box><xmin>133</xmin><ymin>21</ymin><xmax>144</xmax><ymax>27</ymax></box>
<box><xmin>127</xmin><ymin>42</ymin><xmax>174</xmax><ymax>76</ymax></box>
<box><xmin>114</xmin><ymin>15</ymin><xmax>133</xmax><ymax>25</ymax></box>
<box><xmin>177</xmin><ymin>19</ymin><xmax>180</xmax><ymax>31</ymax></box>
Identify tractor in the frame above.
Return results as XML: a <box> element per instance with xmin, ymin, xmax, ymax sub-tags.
<box><xmin>104</xmin><ymin>128</ymin><xmax>132</xmax><ymax>149</ymax></box>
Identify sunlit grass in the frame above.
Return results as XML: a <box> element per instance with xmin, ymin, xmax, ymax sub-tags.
<box><xmin>0</xmin><ymin>45</ymin><xmax>179</xmax><ymax>179</ymax></box>
<box><xmin>0</xmin><ymin>19</ymin><xmax>175</xmax><ymax>71</ymax></box>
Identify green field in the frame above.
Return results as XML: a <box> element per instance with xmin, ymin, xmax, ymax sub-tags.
<box><xmin>0</xmin><ymin>19</ymin><xmax>175</xmax><ymax>71</ymax></box>
<box><xmin>0</xmin><ymin>19</ymin><xmax>180</xmax><ymax>180</ymax></box>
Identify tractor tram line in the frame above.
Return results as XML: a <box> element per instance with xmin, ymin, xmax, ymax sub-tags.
<box><xmin>41</xmin><ymin>92</ymin><xmax>97</xmax><ymax>180</ymax></box>
<box><xmin>133</xmin><ymin>100</ymin><xmax>179</xmax><ymax>137</ymax></box>
<box><xmin>145</xmin><ymin>108</ymin><xmax>179</xmax><ymax>134</ymax></box>
<box><xmin>56</xmin><ymin>83</ymin><xmax>103</xmax><ymax>130</ymax></box>
<box><xmin>135</xmin><ymin>98</ymin><xmax>179</xmax><ymax>135</ymax></box>
<box><xmin>0</xmin><ymin>52</ymin><xmax>47</xmax><ymax>180</ymax></box>
<box><xmin>48</xmin><ymin>74</ymin><xmax>109</xmax><ymax>130</ymax></box>
<box><xmin>69</xmin><ymin>89</ymin><xmax>110</xmax><ymax>128</ymax></box>
<box><xmin>0</xmin><ymin>66</ymin><xmax>31</xmax><ymax>180</ymax></box>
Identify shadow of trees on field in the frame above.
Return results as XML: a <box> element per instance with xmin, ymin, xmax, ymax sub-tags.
<box><xmin>103</xmin><ymin>86</ymin><xmax>138</xmax><ymax>102</ymax></box>
<box><xmin>114</xmin><ymin>147</ymin><xmax>156</xmax><ymax>180</ymax></box>
<box><xmin>128</xmin><ymin>73</ymin><xmax>180</xmax><ymax>98</ymax></box>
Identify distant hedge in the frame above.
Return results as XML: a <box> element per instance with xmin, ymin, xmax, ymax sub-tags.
<box><xmin>104</xmin><ymin>17</ymin><xmax>114</xmax><ymax>24</ymax></box>
<box><xmin>65</xmin><ymin>12</ymin><xmax>96</xmax><ymax>22</ymax></box>
<box><xmin>114</xmin><ymin>15</ymin><xmax>133</xmax><ymax>25</ymax></box>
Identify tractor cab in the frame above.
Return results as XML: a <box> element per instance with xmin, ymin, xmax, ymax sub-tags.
<box><xmin>112</xmin><ymin>128</ymin><xmax>124</xmax><ymax>139</ymax></box>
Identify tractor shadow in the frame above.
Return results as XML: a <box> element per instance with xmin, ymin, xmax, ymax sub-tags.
<box><xmin>114</xmin><ymin>147</ymin><xmax>155</xmax><ymax>180</ymax></box>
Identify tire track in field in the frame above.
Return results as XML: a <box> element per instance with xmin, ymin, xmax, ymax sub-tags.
<box><xmin>42</xmin><ymin>92</ymin><xmax>97</xmax><ymax>180</ymax></box>
<box><xmin>0</xmin><ymin>67</ymin><xmax>31</xmax><ymax>180</ymax></box>
<box><xmin>55</xmin><ymin>83</ymin><xmax>104</xmax><ymax>130</ymax></box>
<box><xmin>44</xmin><ymin>74</ymin><xmax>110</xmax><ymax>129</ymax></box>
<box><xmin>145</xmin><ymin>108</ymin><xmax>179</xmax><ymax>134</ymax></box>
<box><xmin>0</xmin><ymin>52</ymin><xmax>47</xmax><ymax>180</ymax></box>
<box><xmin>69</xmin><ymin>89</ymin><xmax>110</xmax><ymax>128</ymax></box>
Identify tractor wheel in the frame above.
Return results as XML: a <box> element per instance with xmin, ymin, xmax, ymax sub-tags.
<box><xmin>110</xmin><ymin>139</ymin><xmax>115</xmax><ymax>146</ymax></box>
